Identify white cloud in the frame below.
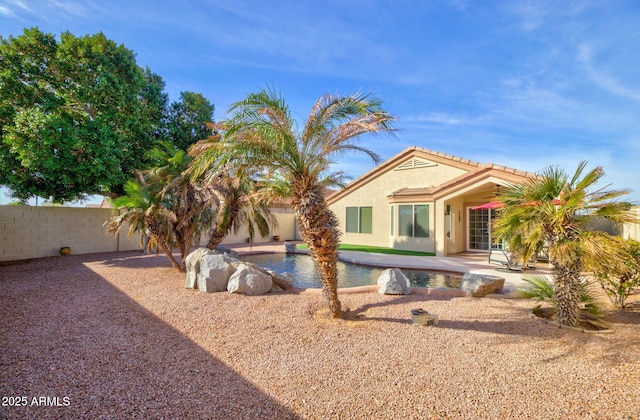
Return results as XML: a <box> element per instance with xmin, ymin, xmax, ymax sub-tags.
<box><xmin>0</xmin><ymin>6</ymin><xmax>17</xmax><ymax>17</ymax></box>
<box><xmin>0</xmin><ymin>0</ymin><xmax>93</xmax><ymax>23</ymax></box>
<box><xmin>578</xmin><ymin>43</ymin><xmax>640</xmax><ymax>102</ymax></box>
<box><xmin>403</xmin><ymin>113</ymin><xmax>469</xmax><ymax>126</ymax></box>
<box><xmin>0</xmin><ymin>0</ymin><xmax>31</xmax><ymax>18</ymax></box>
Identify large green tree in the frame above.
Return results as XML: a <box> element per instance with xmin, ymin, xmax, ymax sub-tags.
<box><xmin>493</xmin><ymin>162</ymin><xmax>636</xmax><ymax>326</ymax></box>
<box><xmin>190</xmin><ymin>88</ymin><xmax>396</xmax><ymax>318</ymax></box>
<box><xmin>0</xmin><ymin>27</ymin><xmax>166</xmax><ymax>202</ymax></box>
<box><xmin>167</xmin><ymin>91</ymin><xmax>215</xmax><ymax>151</ymax></box>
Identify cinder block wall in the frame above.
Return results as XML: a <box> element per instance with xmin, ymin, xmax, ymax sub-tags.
<box><xmin>0</xmin><ymin>206</ymin><xmax>299</xmax><ymax>262</ymax></box>
<box><xmin>0</xmin><ymin>206</ymin><xmax>142</xmax><ymax>262</ymax></box>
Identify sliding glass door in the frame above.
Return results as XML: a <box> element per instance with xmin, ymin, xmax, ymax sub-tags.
<box><xmin>467</xmin><ymin>208</ymin><xmax>501</xmax><ymax>251</ymax></box>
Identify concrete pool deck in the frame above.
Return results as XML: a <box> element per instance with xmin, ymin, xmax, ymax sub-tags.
<box><xmin>221</xmin><ymin>241</ymin><xmax>554</xmax><ymax>294</ymax></box>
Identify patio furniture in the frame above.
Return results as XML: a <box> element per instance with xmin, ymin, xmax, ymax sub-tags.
<box><xmin>488</xmin><ymin>248</ymin><xmax>535</xmax><ymax>272</ymax></box>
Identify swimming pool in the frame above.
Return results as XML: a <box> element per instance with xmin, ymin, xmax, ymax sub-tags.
<box><xmin>240</xmin><ymin>253</ymin><xmax>462</xmax><ymax>289</ymax></box>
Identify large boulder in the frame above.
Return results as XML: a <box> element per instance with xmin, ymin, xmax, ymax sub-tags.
<box><xmin>227</xmin><ymin>263</ymin><xmax>273</xmax><ymax>296</ymax></box>
<box><xmin>242</xmin><ymin>262</ymin><xmax>295</xmax><ymax>290</ymax></box>
<box><xmin>185</xmin><ymin>248</ymin><xmax>214</xmax><ymax>289</ymax></box>
<box><xmin>460</xmin><ymin>273</ymin><xmax>505</xmax><ymax>297</ymax></box>
<box><xmin>196</xmin><ymin>251</ymin><xmax>238</xmax><ymax>293</ymax></box>
<box><xmin>377</xmin><ymin>268</ymin><xmax>412</xmax><ymax>295</ymax></box>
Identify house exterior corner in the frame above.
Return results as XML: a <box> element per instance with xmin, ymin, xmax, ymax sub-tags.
<box><xmin>327</xmin><ymin>147</ymin><xmax>536</xmax><ymax>256</ymax></box>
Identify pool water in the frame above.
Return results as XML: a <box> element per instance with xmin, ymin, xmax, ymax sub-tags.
<box><xmin>240</xmin><ymin>253</ymin><xmax>462</xmax><ymax>289</ymax></box>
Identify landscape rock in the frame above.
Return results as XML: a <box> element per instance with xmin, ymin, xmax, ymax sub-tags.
<box><xmin>270</xmin><ymin>284</ymin><xmax>284</xmax><ymax>293</ymax></box>
<box><xmin>377</xmin><ymin>268</ymin><xmax>412</xmax><ymax>295</ymax></box>
<box><xmin>184</xmin><ymin>248</ymin><xmax>215</xmax><ymax>289</ymax></box>
<box><xmin>197</xmin><ymin>252</ymin><xmax>238</xmax><ymax>293</ymax></box>
<box><xmin>460</xmin><ymin>273</ymin><xmax>505</xmax><ymax>297</ymax></box>
<box><xmin>227</xmin><ymin>263</ymin><xmax>273</xmax><ymax>296</ymax></box>
<box><xmin>272</xmin><ymin>271</ymin><xmax>295</xmax><ymax>289</ymax></box>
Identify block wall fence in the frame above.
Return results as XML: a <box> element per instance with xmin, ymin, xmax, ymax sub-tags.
<box><xmin>0</xmin><ymin>206</ymin><xmax>298</xmax><ymax>263</ymax></box>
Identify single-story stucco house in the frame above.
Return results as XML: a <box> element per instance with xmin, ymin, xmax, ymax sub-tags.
<box><xmin>327</xmin><ymin>146</ymin><xmax>537</xmax><ymax>257</ymax></box>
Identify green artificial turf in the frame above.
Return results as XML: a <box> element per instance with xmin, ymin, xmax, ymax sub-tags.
<box><xmin>296</xmin><ymin>243</ymin><xmax>435</xmax><ymax>256</ymax></box>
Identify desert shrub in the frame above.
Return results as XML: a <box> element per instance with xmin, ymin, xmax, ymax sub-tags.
<box><xmin>593</xmin><ymin>238</ymin><xmax>640</xmax><ymax>308</ymax></box>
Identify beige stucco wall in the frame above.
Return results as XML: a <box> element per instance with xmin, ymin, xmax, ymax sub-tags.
<box><xmin>1</xmin><ymin>206</ymin><xmax>297</xmax><ymax>263</ymax></box>
<box><xmin>209</xmin><ymin>209</ymin><xmax>299</xmax><ymax>245</ymax></box>
<box><xmin>329</xmin><ymin>160</ymin><xmax>467</xmax><ymax>254</ymax></box>
<box><xmin>444</xmin><ymin>195</ymin><xmax>466</xmax><ymax>254</ymax></box>
<box><xmin>622</xmin><ymin>206</ymin><xmax>640</xmax><ymax>241</ymax></box>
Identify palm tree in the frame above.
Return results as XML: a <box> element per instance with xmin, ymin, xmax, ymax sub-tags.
<box><xmin>200</xmin><ymin>167</ymin><xmax>275</xmax><ymax>250</ymax></box>
<box><xmin>105</xmin><ymin>179</ymin><xmax>183</xmax><ymax>271</ymax></box>
<box><xmin>492</xmin><ymin>162</ymin><xmax>636</xmax><ymax>326</ymax></box>
<box><xmin>145</xmin><ymin>141</ymin><xmax>216</xmax><ymax>265</ymax></box>
<box><xmin>189</xmin><ymin>88</ymin><xmax>396</xmax><ymax>318</ymax></box>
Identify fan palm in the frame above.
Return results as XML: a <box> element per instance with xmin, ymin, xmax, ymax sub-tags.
<box><xmin>493</xmin><ymin>162</ymin><xmax>636</xmax><ymax>326</ymax></box>
<box><xmin>190</xmin><ymin>88</ymin><xmax>396</xmax><ymax>318</ymax></box>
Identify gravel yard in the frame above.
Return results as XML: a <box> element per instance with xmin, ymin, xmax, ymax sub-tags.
<box><xmin>1</xmin><ymin>251</ymin><xmax>639</xmax><ymax>419</ymax></box>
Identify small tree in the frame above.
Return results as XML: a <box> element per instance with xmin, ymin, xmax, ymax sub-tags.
<box><xmin>144</xmin><ymin>141</ymin><xmax>218</xmax><ymax>266</ymax></box>
<box><xmin>107</xmin><ymin>140</ymin><xmax>275</xmax><ymax>271</ymax></box>
<box><xmin>198</xmin><ymin>167</ymin><xmax>275</xmax><ymax>250</ymax></box>
<box><xmin>592</xmin><ymin>238</ymin><xmax>640</xmax><ymax>308</ymax></box>
<box><xmin>105</xmin><ymin>179</ymin><xmax>183</xmax><ymax>271</ymax></box>
<box><xmin>493</xmin><ymin>162</ymin><xmax>636</xmax><ymax>326</ymax></box>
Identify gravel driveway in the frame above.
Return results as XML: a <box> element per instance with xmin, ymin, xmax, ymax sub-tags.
<box><xmin>1</xmin><ymin>251</ymin><xmax>639</xmax><ymax>419</ymax></box>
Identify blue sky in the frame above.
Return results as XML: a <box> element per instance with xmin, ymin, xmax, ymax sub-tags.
<box><xmin>1</xmin><ymin>0</ymin><xmax>639</xmax><ymax>204</ymax></box>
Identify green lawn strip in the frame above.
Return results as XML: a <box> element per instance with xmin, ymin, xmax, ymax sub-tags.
<box><xmin>296</xmin><ymin>243</ymin><xmax>434</xmax><ymax>256</ymax></box>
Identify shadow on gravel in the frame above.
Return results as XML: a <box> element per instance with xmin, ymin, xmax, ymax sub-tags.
<box><xmin>605</xmin><ymin>302</ymin><xmax>640</xmax><ymax>325</ymax></box>
<box><xmin>435</xmin><ymin>318</ymin><xmax>548</xmax><ymax>336</ymax></box>
<box><xmin>0</xmin><ymin>255</ymin><xmax>300</xmax><ymax>419</ymax></box>
<box><xmin>345</xmin><ymin>294</ymin><xmax>459</xmax><ymax>326</ymax></box>
<box><xmin>346</xmin><ymin>295</ymin><xmax>566</xmax><ymax>337</ymax></box>
<box><xmin>94</xmin><ymin>250</ymin><xmax>180</xmax><ymax>270</ymax></box>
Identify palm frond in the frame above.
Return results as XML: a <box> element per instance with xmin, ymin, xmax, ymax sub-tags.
<box><xmin>517</xmin><ymin>275</ymin><xmax>555</xmax><ymax>302</ymax></box>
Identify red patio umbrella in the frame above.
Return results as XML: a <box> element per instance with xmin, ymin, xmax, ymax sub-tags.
<box><xmin>470</xmin><ymin>201</ymin><xmax>503</xmax><ymax>210</ymax></box>
<box><xmin>471</xmin><ymin>198</ymin><xmax>564</xmax><ymax>211</ymax></box>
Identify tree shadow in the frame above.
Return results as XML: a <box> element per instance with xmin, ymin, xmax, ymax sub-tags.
<box><xmin>0</xmin><ymin>256</ymin><xmax>300</xmax><ymax>419</ymax></box>
<box><xmin>90</xmin><ymin>251</ymin><xmax>180</xmax><ymax>270</ymax></box>
<box><xmin>603</xmin><ymin>302</ymin><xmax>640</xmax><ymax>325</ymax></box>
<box><xmin>344</xmin><ymin>294</ymin><xmax>596</xmax><ymax>338</ymax></box>
<box><xmin>341</xmin><ymin>293</ymin><xmax>459</xmax><ymax>324</ymax></box>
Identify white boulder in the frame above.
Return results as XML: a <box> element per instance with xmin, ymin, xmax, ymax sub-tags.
<box><xmin>185</xmin><ymin>248</ymin><xmax>214</xmax><ymax>289</ymax></box>
<box><xmin>377</xmin><ymin>268</ymin><xmax>412</xmax><ymax>295</ymax></box>
<box><xmin>227</xmin><ymin>263</ymin><xmax>273</xmax><ymax>296</ymax></box>
<box><xmin>196</xmin><ymin>251</ymin><xmax>238</xmax><ymax>293</ymax></box>
<box><xmin>460</xmin><ymin>273</ymin><xmax>505</xmax><ymax>297</ymax></box>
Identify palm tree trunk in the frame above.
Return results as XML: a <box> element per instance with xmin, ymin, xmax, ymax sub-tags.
<box><xmin>292</xmin><ymin>179</ymin><xmax>342</xmax><ymax>318</ymax></box>
<box><xmin>152</xmin><ymin>233</ymin><xmax>185</xmax><ymax>272</ymax></box>
<box><xmin>206</xmin><ymin>229</ymin><xmax>227</xmax><ymax>250</ymax></box>
<box><xmin>553</xmin><ymin>263</ymin><xmax>582</xmax><ymax>326</ymax></box>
